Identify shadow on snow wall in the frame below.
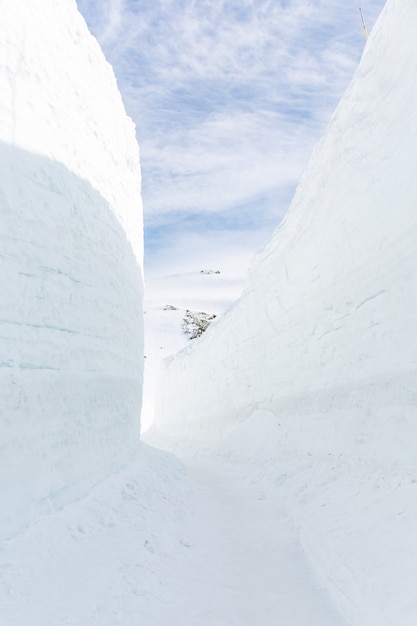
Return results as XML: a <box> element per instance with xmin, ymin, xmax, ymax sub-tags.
<box><xmin>0</xmin><ymin>142</ymin><xmax>143</xmax><ymax>541</ymax></box>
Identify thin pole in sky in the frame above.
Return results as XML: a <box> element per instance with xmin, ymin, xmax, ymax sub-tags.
<box><xmin>359</xmin><ymin>7</ymin><xmax>369</xmax><ymax>40</ymax></box>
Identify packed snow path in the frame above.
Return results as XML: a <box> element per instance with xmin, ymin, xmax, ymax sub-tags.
<box><xmin>1</xmin><ymin>442</ymin><xmax>346</xmax><ymax>625</ymax></box>
<box><xmin>173</xmin><ymin>458</ymin><xmax>347</xmax><ymax>626</ymax></box>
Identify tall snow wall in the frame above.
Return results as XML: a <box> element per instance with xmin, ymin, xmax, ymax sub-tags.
<box><xmin>0</xmin><ymin>1</ymin><xmax>143</xmax><ymax>540</ymax></box>
<box><xmin>155</xmin><ymin>0</ymin><xmax>417</xmax><ymax>461</ymax></box>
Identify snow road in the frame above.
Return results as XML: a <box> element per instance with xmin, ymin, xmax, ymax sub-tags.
<box><xmin>1</xmin><ymin>442</ymin><xmax>346</xmax><ymax>626</ymax></box>
<box><xmin>169</xmin><ymin>458</ymin><xmax>347</xmax><ymax>626</ymax></box>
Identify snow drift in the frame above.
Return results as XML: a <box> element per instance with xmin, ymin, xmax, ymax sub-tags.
<box><xmin>154</xmin><ymin>2</ymin><xmax>417</xmax><ymax>623</ymax></box>
<box><xmin>0</xmin><ymin>1</ymin><xmax>143</xmax><ymax>540</ymax></box>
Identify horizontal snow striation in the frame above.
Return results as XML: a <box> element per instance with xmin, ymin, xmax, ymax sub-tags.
<box><xmin>0</xmin><ymin>144</ymin><xmax>143</xmax><ymax>541</ymax></box>
<box><xmin>0</xmin><ymin>1</ymin><xmax>143</xmax><ymax>540</ymax></box>
<box><xmin>154</xmin><ymin>2</ymin><xmax>417</xmax><ymax>624</ymax></box>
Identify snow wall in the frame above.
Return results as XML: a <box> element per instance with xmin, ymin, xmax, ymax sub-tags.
<box><xmin>155</xmin><ymin>0</ymin><xmax>417</xmax><ymax>455</ymax></box>
<box><xmin>155</xmin><ymin>2</ymin><xmax>417</xmax><ymax>622</ymax></box>
<box><xmin>0</xmin><ymin>1</ymin><xmax>143</xmax><ymax>541</ymax></box>
<box><xmin>154</xmin><ymin>0</ymin><xmax>417</xmax><ymax>626</ymax></box>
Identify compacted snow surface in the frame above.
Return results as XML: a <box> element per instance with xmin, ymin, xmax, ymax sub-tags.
<box><xmin>1</xmin><ymin>438</ymin><xmax>348</xmax><ymax>626</ymax></box>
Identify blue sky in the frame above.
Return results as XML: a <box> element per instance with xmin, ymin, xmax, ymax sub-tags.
<box><xmin>76</xmin><ymin>0</ymin><xmax>386</xmax><ymax>277</ymax></box>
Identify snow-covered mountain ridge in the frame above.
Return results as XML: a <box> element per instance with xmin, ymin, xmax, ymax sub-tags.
<box><xmin>152</xmin><ymin>1</ymin><xmax>417</xmax><ymax>624</ymax></box>
<box><xmin>0</xmin><ymin>1</ymin><xmax>143</xmax><ymax>541</ymax></box>
<box><xmin>142</xmin><ymin>271</ymin><xmax>244</xmax><ymax>431</ymax></box>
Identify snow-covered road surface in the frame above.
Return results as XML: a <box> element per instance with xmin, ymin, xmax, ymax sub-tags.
<box><xmin>0</xmin><ymin>442</ymin><xmax>346</xmax><ymax>626</ymax></box>
<box><xmin>170</xmin><ymin>460</ymin><xmax>347</xmax><ymax>626</ymax></box>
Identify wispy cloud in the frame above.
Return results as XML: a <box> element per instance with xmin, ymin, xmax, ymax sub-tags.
<box><xmin>77</xmin><ymin>0</ymin><xmax>386</xmax><ymax>274</ymax></box>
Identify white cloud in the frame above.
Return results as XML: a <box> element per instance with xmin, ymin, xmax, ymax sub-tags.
<box><xmin>77</xmin><ymin>0</ymin><xmax>387</xmax><ymax>272</ymax></box>
<box><xmin>141</xmin><ymin>108</ymin><xmax>315</xmax><ymax>219</ymax></box>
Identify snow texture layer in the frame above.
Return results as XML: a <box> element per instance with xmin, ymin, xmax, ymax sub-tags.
<box><xmin>154</xmin><ymin>2</ymin><xmax>417</xmax><ymax>624</ymax></box>
<box><xmin>0</xmin><ymin>0</ymin><xmax>143</xmax><ymax>541</ymax></box>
